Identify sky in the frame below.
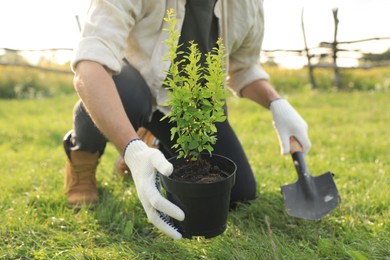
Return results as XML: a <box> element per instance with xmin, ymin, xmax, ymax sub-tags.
<box><xmin>0</xmin><ymin>0</ymin><xmax>389</xmax><ymax>68</ymax></box>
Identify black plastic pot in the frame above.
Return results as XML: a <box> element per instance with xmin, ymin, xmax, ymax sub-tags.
<box><xmin>159</xmin><ymin>153</ymin><xmax>236</xmax><ymax>239</ymax></box>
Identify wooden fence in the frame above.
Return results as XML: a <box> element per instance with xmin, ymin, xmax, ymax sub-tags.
<box><xmin>1</xmin><ymin>8</ymin><xmax>389</xmax><ymax>89</ymax></box>
<box><xmin>0</xmin><ymin>47</ymin><xmax>73</xmax><ymax>74</ymax></box>
<box><xmin>261</xmin><ymin>8</ymin><xmax>390</xmax><ymax>89</ymax></box>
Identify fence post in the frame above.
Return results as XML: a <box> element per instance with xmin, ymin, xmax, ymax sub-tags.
<box><xmin>301</xmin><ymin>8</ymin><xmax>317</xmax><ymax>89</ymax></box>
<box><xmin>332</xmin><ymin>8</ymin><xmax>341</xmax><ymax>89</ymax></box>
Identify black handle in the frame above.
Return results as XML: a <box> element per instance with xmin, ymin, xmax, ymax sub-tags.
<box><xmin>290</xmin><ymin>136</ymin><xmax>310</xmax><ymax>179</ymax></box>
<box><xmin>291</xmin><ymin>151</ymin><xmax>317</xmax><ymax>199</ymax></box>
<box><xmin>291</xmin><ymin>151</ymin><xmax>310</xmax><ymax>180</ymax></box>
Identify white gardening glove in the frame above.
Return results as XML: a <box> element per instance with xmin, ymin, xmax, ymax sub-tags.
<box><xmin>124</xmin><ymin>139</ymin><xmax>185</xmax><ymax>239</ymax></box>
<box><xmin>270</xmin><ymin>99</ymin><xmax>311</xmax><ymax>154</ymax></box>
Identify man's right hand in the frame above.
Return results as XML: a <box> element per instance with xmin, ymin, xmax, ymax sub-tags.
<box><xmin>270</xmin><ymin>99</ymin><xmax>311</xmax><ymax>155</ymax></box>
<box><xmin>123</xmin><ymin>139</ymin><xmax>185</xmax><ymax>239</ymax></box>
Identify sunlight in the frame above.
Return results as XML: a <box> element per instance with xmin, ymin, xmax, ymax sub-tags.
<box><xmin>0</xmin><ymin>0</ymin><xmax>389</xmax><ymax>68</ymax></box>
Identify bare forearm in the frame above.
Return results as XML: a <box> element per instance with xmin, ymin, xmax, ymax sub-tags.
<box><xmin>240</xmin><ymin>79</ymin><xmax>281</xmax><ymax>108</ymax></box>
<box><xmin>73</xmin><ymin>61</ymin><xmax>138</xmax><ymax>154</ymax></box>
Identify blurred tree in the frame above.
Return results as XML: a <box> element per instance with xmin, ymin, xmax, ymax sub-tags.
<box><xmin>0</xmin><ymin>49</ymin><xmax>28</xmax><ymax>64</ymax></box>
<box><xmin>263</xmin><ymin>57</ymin><xmax>279</xmax><ymax>67</ymax></box>
<box><xmin>359</xmin><ymin>48</ymin><xmax>390</xmax><ymax>65</ymax></box>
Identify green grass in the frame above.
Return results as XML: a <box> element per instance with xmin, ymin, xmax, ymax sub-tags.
<box><xmin>0</xmin><ymin>92</ymin><xmax>389</xmax><ymax>259</ymax></box>
<box><xmin>0</xmin><ymin>66</ymin><xmax>73</xmax><ymax>99</ymax></box>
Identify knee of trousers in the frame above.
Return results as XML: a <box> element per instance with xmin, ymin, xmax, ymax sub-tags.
<box><xmin>230</xmin><ymin>176</ymin><xmax>257</xmax><ymax>204</ymax></box>
<box><xmin>72</xmin><ymin>100</ymin><xmax>107</xmax><ymax>153</ymax></box>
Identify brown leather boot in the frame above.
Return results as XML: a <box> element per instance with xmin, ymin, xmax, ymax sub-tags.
<box><xmin>114</xmin><ymin>127</ymin><xmax>160</xmax><ymax>180</ymax></box>
<box><xmin>63</xmin><ymin>131</ymin><xmax>100</xmax><ymax>207</ymax></box>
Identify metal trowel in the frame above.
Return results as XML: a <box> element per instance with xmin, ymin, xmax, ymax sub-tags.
<box><xmin>281</xmin><ymin>137</ymin><xmax>341</xmax><ymax>220</ymax></box>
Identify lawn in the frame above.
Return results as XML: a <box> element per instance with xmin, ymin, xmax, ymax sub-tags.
<box><xmin>0</xmin><ymin>91</ymin><xmax>388</xmax><ymax>259</ymax></box>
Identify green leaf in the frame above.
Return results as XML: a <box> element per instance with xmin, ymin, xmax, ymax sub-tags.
<box><xmin>210</xmin><ymin>124</ymin><xmax>217</xmax><ymax>133</ymax></box>
<box><xmin>188</xmin><ymin>139</ymin><xmax>199</xmax><ymax>150</ymax></box>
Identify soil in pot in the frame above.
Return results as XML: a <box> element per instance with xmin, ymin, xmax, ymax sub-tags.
<box><xmin>169</xmin><ymin>157</ymin><xmax>226</xmax><ymax>183</ymax></box>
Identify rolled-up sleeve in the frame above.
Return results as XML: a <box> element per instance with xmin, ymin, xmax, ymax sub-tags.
<box><xmin>228</xmin><ymin>2</ymin><xmax>269</xmax><ymax>96</ymax></box>
<box><xmin>71</xmin><ymin>0</ymin><xmax>140</xmax><ymax>74</ymax></box>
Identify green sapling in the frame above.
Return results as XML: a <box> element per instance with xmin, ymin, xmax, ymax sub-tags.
<box><xmin>162</xmin><ymin>9</ymin><xmax>228</xmax><ymax>161</ymax></box>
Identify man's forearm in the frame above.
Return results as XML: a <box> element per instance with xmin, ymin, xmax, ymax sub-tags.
<box><xmin>240</xmin><ymin>79</ymin><xmax>281</xmax><ymax>108</ymax></box>
<box><xmin>73</xmin><ymin>61</ymin><xmax>138</xmax><ymax>154</ymax></box>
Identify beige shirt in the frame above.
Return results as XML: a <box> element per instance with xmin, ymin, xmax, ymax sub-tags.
<box><xmin>72</xmin><ymin>0</ymin><xmax>269</xmax><ymax>114</ymax></box>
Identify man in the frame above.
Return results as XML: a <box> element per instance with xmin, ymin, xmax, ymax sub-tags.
<box><xmin>64</xmin><ymin>0</ymin><xmax>311</xmax><ymax>240</ymax></box>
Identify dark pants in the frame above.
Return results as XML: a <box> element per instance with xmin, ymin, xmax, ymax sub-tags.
<box><xmin>71</xmin><ymin>60</ymin><xmax>256</xmax><ymax>203</ymax></box>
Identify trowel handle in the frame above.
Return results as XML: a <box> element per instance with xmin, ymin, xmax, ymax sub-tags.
<box><xmin>290</xmin><ymin>136</ymin><xmax>304</xmax><ymax>154</ymax></box>
<box><xmin>289</xmin><ymin>137</ymin><xmax>317</xmax><ymax>199</ymax></box>
<box><xmin>290</xmin><ymin>137</ymin><xmax>309</xmax><ymax>178</ymax></box>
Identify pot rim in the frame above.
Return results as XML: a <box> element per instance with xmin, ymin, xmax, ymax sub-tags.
<box><xmin>161</xmin><ymin>153</ymin><xmax>237</xmax><ymax>185</ymax></box>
